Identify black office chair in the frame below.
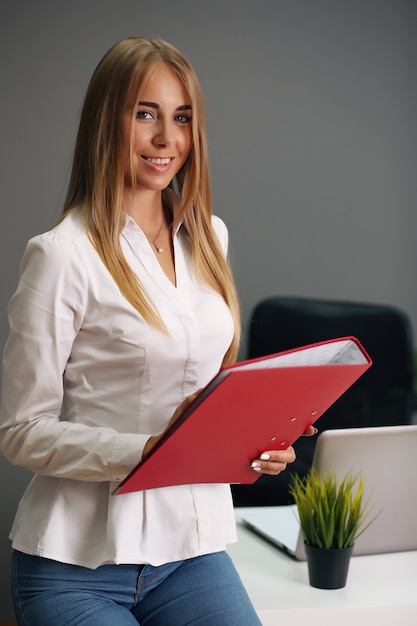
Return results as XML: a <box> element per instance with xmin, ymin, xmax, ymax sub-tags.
<box><xmin>232</xmin><ymin>296</ymin><xmax>415</xmax><ymax>506</ymax></box>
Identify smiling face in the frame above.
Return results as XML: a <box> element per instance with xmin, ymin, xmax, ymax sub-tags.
<box><xmin>124</xmin><ymin>62</ymin><xmax>193</xmax><ymax>194</ymax></box>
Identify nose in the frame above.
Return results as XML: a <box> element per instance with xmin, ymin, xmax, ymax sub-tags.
<box><xmin>153</xmin><ymin>119</ymin><xmax>174</xmax><ymax>147</ymax></box>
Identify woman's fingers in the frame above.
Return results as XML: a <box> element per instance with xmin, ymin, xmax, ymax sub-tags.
<box><xmin>251</xmin><ymin>446</ymin><xmax>296</xmax><ymax>476</ymax></box>
<box><xmin>302</xmin><ymin>425</ymin><xmax>318</xmax><ymax>437</ymax></box>
<box><xmin>251</xmin><ymin>425</ymin><xmax>318</xmax><ymax>476</ymax></box>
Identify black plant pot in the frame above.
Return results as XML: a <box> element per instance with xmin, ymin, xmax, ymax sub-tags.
<box><xmin>304</xmin><ymin>542</ymin><xmax>354</xmax><ymax>589</ymax></box>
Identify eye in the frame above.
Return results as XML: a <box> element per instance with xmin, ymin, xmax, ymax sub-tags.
<box><xmin>175</xmin><ymin>113</ymin><xmax>192</xmax><ymax>124</ymax></box>
<box><xmin>135</xmin><ymin>110</ymin><xmax>153</xmax><ymax>120</ymax></box>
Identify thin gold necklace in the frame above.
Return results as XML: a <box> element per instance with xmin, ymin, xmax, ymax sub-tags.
<box><xmin>150</xmin><ymin>217</ymin><xmax>164</xmax><ymax>254</ymax></box>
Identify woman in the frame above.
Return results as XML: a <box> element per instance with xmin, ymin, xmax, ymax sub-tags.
<box><xmin>0</xmin><ymin>37</ymin><xmax>314</xmax><ymax>624</ymax></box>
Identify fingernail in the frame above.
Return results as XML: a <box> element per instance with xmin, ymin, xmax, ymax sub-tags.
<box><xmin>260</xmin><ymin>453</ymin><xmax>271</xmax><ymax>460</ymax></box>
<box><xmin>251</xmin><ymin>461</ymin><xmax>261</xmax><ymax>470</ymax></box>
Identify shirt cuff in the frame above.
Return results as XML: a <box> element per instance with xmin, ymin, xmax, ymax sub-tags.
<box><xmin>108</xmin><ymin>433</ymin><xmax>150</xmax><ymax>482</ymax></box>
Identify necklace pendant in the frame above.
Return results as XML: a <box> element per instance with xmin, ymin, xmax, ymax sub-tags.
<box><xmin>153</xmin><ymin>241</ymin><xmax>163</xmax><ymax>253</ymax></box>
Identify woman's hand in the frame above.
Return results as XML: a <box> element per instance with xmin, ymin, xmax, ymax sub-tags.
<box><xmin>251</xmin><ymin>425</ymin><xmax>318</xmax><ymax>476</ymax></box>
<box><xmin>142</xmin><ymin>390</ymin><xmax>201</xmax><ymax>460</ymax></box>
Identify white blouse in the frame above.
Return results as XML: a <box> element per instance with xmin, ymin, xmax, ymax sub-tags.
<box><xmin>0</xmin><ymin>207</ymin><xmax>237</xmax><ymax>568</ymax></box>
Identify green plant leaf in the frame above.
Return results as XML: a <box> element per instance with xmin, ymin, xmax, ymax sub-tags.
<box><xmin>289</xmin><ymin>468</ymin><xmax>380</xmax><ymax>550</ymax></box>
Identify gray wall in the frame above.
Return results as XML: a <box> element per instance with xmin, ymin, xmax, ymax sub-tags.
<box><xmin>0</xmin><ymin>0</ymin><xmax>415</xmax><ymax>617</ymax></box>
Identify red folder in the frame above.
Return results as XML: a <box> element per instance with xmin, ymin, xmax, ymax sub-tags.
<box><xmin>114</xmin><ymin>336</ymin><xmax>371</xmax><ymax>495</ymax></box>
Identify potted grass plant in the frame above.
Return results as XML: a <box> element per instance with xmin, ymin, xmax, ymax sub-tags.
<box><xmin>289</xmin><ymin>468</ymin><xmax>379</xmax><ymax>589</ymax></box>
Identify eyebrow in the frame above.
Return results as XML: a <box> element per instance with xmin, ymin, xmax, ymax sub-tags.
<box><xmin>138</xmin><ymin>101</ymin><xmax>192</xmax><ymax>111</ymax></box>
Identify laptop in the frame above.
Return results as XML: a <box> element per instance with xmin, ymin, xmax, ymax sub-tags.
<box><xmin>237</xmin><ymin>424</ymin><xmax>417</xmax><ymax>560</ymax></box>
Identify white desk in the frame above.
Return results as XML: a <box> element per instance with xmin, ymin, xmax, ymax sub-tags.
<box><xmin>228</xmin><ymin>520</ymin><xmax>417</xmax><ymax>625</ymax></box>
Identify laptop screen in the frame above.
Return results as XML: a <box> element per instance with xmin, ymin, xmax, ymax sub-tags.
<box><xmin>237</xmin><ymin>425</ymin><xmax>417</xmax><ymax>559</ymax></box>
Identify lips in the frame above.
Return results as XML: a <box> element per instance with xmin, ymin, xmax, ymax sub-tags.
<box><xmin>144</xmin><ymin>157</ymin><xmax>172</xmax><ymax>165</ymax></box>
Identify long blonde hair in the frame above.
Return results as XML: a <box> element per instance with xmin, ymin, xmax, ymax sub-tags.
<box><xmin>62</xmin><ymin>36</ymin><xmax>240</xmax><ymax>364</ymax></box>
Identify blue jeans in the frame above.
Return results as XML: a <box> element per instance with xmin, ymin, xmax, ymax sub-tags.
<box><xmin>11</xmin><ymin>549</ymin><xmax>261</xmax><ymax>625</ymax></box>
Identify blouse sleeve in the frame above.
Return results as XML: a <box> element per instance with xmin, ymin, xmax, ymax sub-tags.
<box><xmin>0</xmin><ymin>231</ymin><xmax>145</xmax><ymax>482</ymax></box>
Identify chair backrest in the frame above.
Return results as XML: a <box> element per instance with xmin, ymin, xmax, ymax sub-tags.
<box><xmin>232</xmin><ymin>296</ymin><xmax>415</xmax><ymax>507</ymax></box>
